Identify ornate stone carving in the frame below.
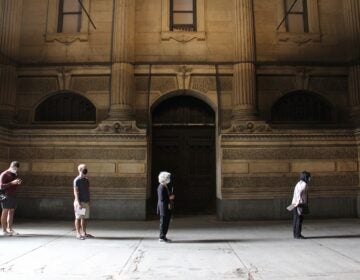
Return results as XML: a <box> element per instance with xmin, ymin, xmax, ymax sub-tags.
<box><xmin>45</xmin><ymin>33</ymin><xmax>88</xmax><ymax>45</ymax></box>
<box><xmin>191</xmin><ymin>77</ymin><xmax>216</xmax><ymax>93</ymax></box>
<box><xmin>95</xmin><ymin>120</ymin><xmax>145</xmax><ymax>134</ymax></box>
<box><xmin>226</xmin><ymin>121</ymin><xmax>272</xmax><ymax>133</ymax></box>
<box><xmin>277</xmin><ymin>32</ymin><xmax>321</xmax><ymax>45</ymax></box>
<box><xmin>161</xmin><ymin>31</ymin><xmax>206</xmax><ymax>43</ymax></box>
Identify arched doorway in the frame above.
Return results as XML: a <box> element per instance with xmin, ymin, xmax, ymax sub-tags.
<box><xmin>151</xmin><ymin>94</ymin><xmax>216</xmax><ymax>215</ymax></box>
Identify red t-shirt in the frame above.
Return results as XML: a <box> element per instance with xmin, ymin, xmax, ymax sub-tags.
<box><xmin>0</xmin><ymin>170</ymin><xmax>18</xmax><ymax>197</ymax></box>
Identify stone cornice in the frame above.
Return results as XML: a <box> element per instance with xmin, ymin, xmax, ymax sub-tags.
<box><xmin>0</xmin><ymin>126</ymin><xmax>147</xmax><ymax>145</ymax></box>
<box><xmin>221</xmin><ymin>130</ymin><xmax>356</xmax><ymax>143</ymax></box>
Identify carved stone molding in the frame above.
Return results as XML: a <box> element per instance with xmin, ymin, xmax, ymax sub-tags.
<box><xmin>277</xmin><ymin>32</ymin><xmax>322</xmax><ymax>46</ymax></box>
<box><xmin>45</xmin><ymin>33</ymin><xmax>89</xmax><ymax>45</ymax></box>
<box><xmin>225</xmin><ymin>121</ymin><xmax>272</xmax><ymax>134</ymax></box>
<box><xmin>161</xmin><ymin>31</ymin><xmax>206</xmax><ymax>43</ymax></box>
<box><xmin>95</xmin><ymin>120</ymin><xmax>145</xmax><ymax>134</ymax></box>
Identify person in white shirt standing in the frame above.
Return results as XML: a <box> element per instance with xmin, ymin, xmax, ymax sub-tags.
<box><xmin>291</xmin><ymin>171</ymin><xmax>311</xmax><ymax>239</ymax></box>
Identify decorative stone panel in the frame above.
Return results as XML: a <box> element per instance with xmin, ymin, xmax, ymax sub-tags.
<box><xmin>223</xmin><ymin>147</ymin><xmax>358</xmax><ymax>160</ymax></box>
<box><xmin>71</xmin><ymin>76</ymin><xmax>110</xmax><ymax>92</ymax></box>
<box><xmin>17</xmin><ymin>78</ymin><xmax>58</xmax><ymax>93</ymax></box>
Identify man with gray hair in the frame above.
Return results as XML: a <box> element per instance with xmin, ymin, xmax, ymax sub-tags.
<box><xmin>73</xmin><ymin>164</ymin><xmax>93</xmax><ymax>240</ymax></box>
<box><xmin>157</xmin><ymin>171</ymin><xmax>175</xmax><ymax>242</ymax></box>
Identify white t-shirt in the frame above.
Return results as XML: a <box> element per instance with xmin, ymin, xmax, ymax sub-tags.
<box><xmin>292</xmin><ymin>180</ymin><xmax>308</xmax><ymax>206</ymax></box>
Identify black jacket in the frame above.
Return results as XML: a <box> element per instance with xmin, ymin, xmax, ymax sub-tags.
<box><xmin>157</xmin><ymin>184</ymin><xmax>170</xmax><ymax>216</ymax></box>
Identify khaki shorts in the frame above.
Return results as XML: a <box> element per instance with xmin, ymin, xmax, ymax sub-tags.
<box><xmin>74</xmin><ymin>202</ymin><xmax>90</xmax><ymax>219</ymax></box>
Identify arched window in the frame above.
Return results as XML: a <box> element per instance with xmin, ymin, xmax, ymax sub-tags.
<box><xmin>152</xmin><ymin>95</ymin><xmax>214</xmax><ymax>125</ymax></box>
<box><xmin>271</xmin><ymin>91</ymin><xmax>333</xmax><ymax>123</ymax></box>
<box><xmin>35</xmin><ymin>91</ymin><xmax>96</xmax><ymax>122</ymax></box>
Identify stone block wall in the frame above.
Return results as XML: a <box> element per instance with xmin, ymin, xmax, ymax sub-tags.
<box><xmin>1</xmin><ymin>130</ymin><xmax>148</xmax><ymax>220</ymax></box>
<box><xmin>219</xmin><ymin>132</ymin><xmax>359</xmax><ymax>220</ymax></box>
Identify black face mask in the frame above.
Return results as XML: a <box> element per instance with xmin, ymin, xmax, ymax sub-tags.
<box><xmin>82</xmin><ymin>169</ymin><xmax>88</xmax><ymax>175</ymax></box>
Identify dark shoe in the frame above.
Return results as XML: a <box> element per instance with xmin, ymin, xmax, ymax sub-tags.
<box><xmin>159</xmin><ymin>237</ymin><xmax>171</xmax><ymax>243</ymax></box>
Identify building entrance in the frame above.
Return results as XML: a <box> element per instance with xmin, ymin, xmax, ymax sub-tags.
<box><xmin>151</xmin><ymin>95</ymin><xmax>216</xmax><ymax>215</ymax></box>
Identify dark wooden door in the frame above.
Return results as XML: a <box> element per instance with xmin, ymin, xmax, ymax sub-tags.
<box><xmin>151</xmin><ymin>95</ymin><xmax>216</xmax><ymax>215</ymax></box>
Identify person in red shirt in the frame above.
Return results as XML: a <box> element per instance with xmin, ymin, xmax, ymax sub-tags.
<box><xmin>0</xmin><ymin>161</ymin><xmax>22</xmax><ymax>236</ymax></box>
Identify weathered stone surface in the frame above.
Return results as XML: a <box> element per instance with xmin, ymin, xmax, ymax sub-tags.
<box><xmin>310</xmin><ymin>77</ymin><xmax>348</xmax><ymax>92</ymax></box>
<box><xmin>10</xmin><ymin>148</ymin><xmax>146</xmax><ymax>160</ymax></box>
<box><xmin>337</xmin><ymin>160</ymin><xmax>358</xmax><ymax>172</ymax></box>
<box><xmin>118</xmin><ymin>162</ymin><xmax>145</xmax><ymax>174</ymax></box>
<box><xmin>191</xmin><ymin>76</ymin><xmax>216</xmax><ymax>93</ymax></box>
<box><xmin>222</xmin><ymin>174</ymin><xmax>359</xmax><ymax>189</ymax></box>
<box><xmin>250</xmin><ymin>162</ymin><xmax>290</xmax><ymax>173</ymax></box>
<box><xmin>0</xmin><ymin>147</ymin><xmax>8</xmax><ymax>159</ymax></box>
<box><xmin>257</xmin><ymin>76</ymin><xmax>296</xmax><ymax>91</ymax></box>
<box><xmin>150</xmin><ymin>77</ymin><xmax>177</xmax><ymax>93</ymax></box>
<box><xmin>291</xmin><ymin>161</ymin><xmax>336</xmax><ymax>172</ymax></box>
<box><xmin>32</xmin><ymin>162</ymin><xmax>75</xmax><ymax>173</ymax></box>
<box><xmin>71</xmin><ymin>76</ymin><xmax>110</xmax><ymax>92</ymax></box>
<box><xmin>223</xmin><ymin>147</ymin><xmax>358</xmax><ymax>160</ymax></box>
<box><xmin>21</xmin><ymin>174</ymin><xmax>146</xmax><ymax>189</ymax></box>
<box><xmin>17</xmin><ymin>77</ymin><xmax>58</xmax><ymax>93</ymax></box>
<box><xmin>222</xmin><ymin>162</ymin><xmax>248</xmax><ymax>174</ymax></box>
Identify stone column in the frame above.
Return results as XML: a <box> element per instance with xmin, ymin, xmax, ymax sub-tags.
<box><xmin>108</xmin><ymin>0</ymin><xmax>135</xmax><ymax>121</ymax></box>
<box><xmin>344</xmin><ymin>0</ymin><xmax>360</xmax><ymax>123</ymax></box>
<box><xmin>0</xmin><ymin>0</ymin><xmax>22</xmax><ymax>124</ymax></box>
<box><xmin>232</xmin><ymin>0</ymin><xmax>257</xmax><ymax>121</ymax></box>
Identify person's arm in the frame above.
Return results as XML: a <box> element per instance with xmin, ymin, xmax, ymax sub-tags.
<box><xmin>0</xmin><ymin>172</ymin><xmax>21</xmax><ymax>190</ymax></box>
<box><xmin>73</xmin><ymin>179</ymin><xmax>81</xmax><ymax>208</ymax></box>
<box><xmin>158</xmin><ymin>185</ymin><xmax>164</xmax><ymax>202</ymax></box>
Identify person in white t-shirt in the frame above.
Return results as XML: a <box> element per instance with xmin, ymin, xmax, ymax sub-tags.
<box><xmin>291</xmin><ymin>171</ymin><xmax>311</xmax><ymax>239</ymax></box>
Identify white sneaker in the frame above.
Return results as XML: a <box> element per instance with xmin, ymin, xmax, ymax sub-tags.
<box><xmin>7</xmin><ymin>230</ymin><xmax>19</xmax><ymax>236</ymax></box>
<box><xmin>1</xmin><ymin>231</ymin><xmax>10</xmax><ymax>236</ymax></box>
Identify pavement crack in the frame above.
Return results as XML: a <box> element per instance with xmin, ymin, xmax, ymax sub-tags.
<box><xmin>117</xmin><ymin>238</ymin><xmax>143</xmax><ymax>278</ymax></box>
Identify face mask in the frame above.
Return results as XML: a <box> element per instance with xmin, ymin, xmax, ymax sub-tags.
<box><xmin>9</xmin><ymin>167</ymin><xmax>18</xmax><ymax>174</ymax></box>
<box><xmin>308</xmin><ymin>177</ymin><xmax>311</xmax><ymax>182</ymax></box>
<box><xmin>82</xmin><ymin>169</ymin><xmax>88</xmax><ymax>175</ymax></box>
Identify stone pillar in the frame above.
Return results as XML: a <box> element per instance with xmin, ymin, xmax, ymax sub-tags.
<box><xmin>108</xmin><ymin>0</ymin><xmax>135</xmax><ymax>121</ymax></box>
<box><xmin>344</xmin><ymin>0</ymin><xmax>360</xmax><ymax>124</ymax></box>
<box><xmin>0</xmin><ymin>0</ymin><xmax>22</xmax><ymax>124</ymax></box>
<box><xmin>232</xmin><ymin>0</ymin><xmax>257</xmax><ymax>121</ymax></box>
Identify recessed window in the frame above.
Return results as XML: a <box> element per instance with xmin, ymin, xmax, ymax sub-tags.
<box><xmin>57</xmin><ymin>0</ymin><xmax>82</xmax><ymax>33</ymax></box>
<box><xmin>35</xmin><ymin>92</ymin><xmax>96</xmax><ymax>122</ymax></box>
<box><xmin>170</xmin><ymin>0</ymin><xmax>196</xmax><ymax>31</ymax></box>
<box><xmin>283</xmin><ymin>0</ymin><xmax>308</xmax><ymax>33</ymax></box>
<box><xmin>271</xmin><ymin>91</ymin><xmax>333</xmax><ymax>123</ymax></box>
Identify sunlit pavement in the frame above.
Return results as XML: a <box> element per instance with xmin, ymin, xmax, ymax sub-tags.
<box><xmin>0</xmin><ymin>216</ymin><xmax>360</xmax><ymax>280</ymax></box>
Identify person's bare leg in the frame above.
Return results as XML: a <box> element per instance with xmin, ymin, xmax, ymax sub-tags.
<box><xmin>7</xmin><ymin>209</ymin><xmax>15</xmax><ymax>231</ymax></box>
<box><xmin>75</xmin><ymin>218</ymin><xmax>82</xmax><ymax>236</ymax></box>
<box><xmin>81</xmin><ymin>218</ymin><xmax>87</xmax><ymax>236</ymax></box>
<box><xmin>1</xmin><ymin>209</ymin><xmax>9</xmax><ymax>232</ymax></box>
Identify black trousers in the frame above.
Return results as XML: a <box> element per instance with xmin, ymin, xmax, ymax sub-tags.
<box><xmin>159</xmin><ymin>212</ymin><xmax>171</xmax><ymax>239</ymax></box>
<box><xmin>293</xmin><ymin>208</ymin><xmax>304</xmax><ymax>238</ymax></box>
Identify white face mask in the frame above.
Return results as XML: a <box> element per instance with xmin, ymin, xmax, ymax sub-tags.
<box><xmin>9</xmin><ymin>167</ymin><xmax>18</xmax><ymax>174</ymax></box>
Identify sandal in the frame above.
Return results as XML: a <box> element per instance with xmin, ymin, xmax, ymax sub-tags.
<box><xmin>76</xmin><ymin>234</ymin><xmax>85</xmax><ymax>240</ymax></box>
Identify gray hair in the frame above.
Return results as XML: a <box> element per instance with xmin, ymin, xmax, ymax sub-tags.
<box><xmin>77</xmin><ymin>164</ymin><xmax>87</xmax><ymax>173</ymax></box>
<box><xmin>158</xmin><ymin>171</ymin><xmax>171</xmax><ymax>184</ymax></box>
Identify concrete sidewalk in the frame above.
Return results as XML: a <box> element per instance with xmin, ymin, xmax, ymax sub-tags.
<box><xmin>0</xmin><ymin>216</ymin><xmax>360</xmax><ymax>280</ymax></box>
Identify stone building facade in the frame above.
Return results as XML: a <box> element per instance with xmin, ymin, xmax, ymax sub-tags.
<box><xmin>0</xmin><ymin>0</ymin><xmax>359</xmax><ymax>220</ymax></box>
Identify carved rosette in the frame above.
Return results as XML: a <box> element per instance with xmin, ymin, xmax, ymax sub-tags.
<box><xmin>226</xmin><ymin>121</ymin><xmax>272</xmax><ymax>134</ymax></box>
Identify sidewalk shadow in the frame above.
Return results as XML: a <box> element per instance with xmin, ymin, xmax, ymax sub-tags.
<box><xmin>170</xmin><ymin>239</ymin><xmax>246</xmax><ymax>243</ymax></box>
<box><xmin>306</xmin><ymin>234</ymin><xmax>360</xmax><ymax>239</ymax></box>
